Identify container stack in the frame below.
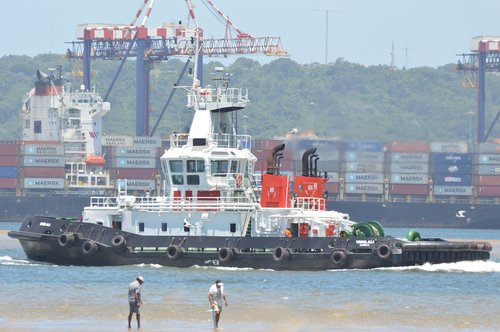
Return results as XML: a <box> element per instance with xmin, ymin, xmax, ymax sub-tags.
<box><xmin>430</xmin><ymin>142</ymin><xmax>472</xmax><ymax>198</ymax></box>
<box><xmin>386</xmin><ymin>142</ymin><xmax>430</xmax><ymax>198</ymax></box>
<box><xmin>475</xmin><ymin>142</ymin><xmax>500</xmax><ymax>200</ymax></box>
<box><xmin>20</xmin><ymin>142</ymin><xmax>66</xmax><ymax>191</ymax></box>
<box><xmin>0</xmin><ymin>142</ymin><xmax>20</xmax><ymax>192</ymax></box>
<box><xmin>342</xmin><ymin>141</ymin><xmax>385</xmax><ymax>197</ymax></box>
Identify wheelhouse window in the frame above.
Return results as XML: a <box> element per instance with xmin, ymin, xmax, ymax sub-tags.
<box><xmin>172</xmin><ymin>175</ymin><xmax>184</xmax><ymax>185</ymax></box>
<box><xmin>211</xmin><ymin>160</ymin><xmax>229</xmax><ymax>177</ymax></box>
<box><xmin>187</xmin><ymin>175</ymin><xmax>200</xmax><ymax>185</ymax></box>
<box><xmin>169</xmin><ymin>160</ymin><xmax>184</xmax><ymax>172</ymax></box>
<box><xmin>230</xmin><ymin>160</ymin><xmax>238</xmax><ymax>174</ymax></box>
<box><xmin>187</xmin><ymin>160</ymin><xmax>205</xmax><ymax>173</ymax></box>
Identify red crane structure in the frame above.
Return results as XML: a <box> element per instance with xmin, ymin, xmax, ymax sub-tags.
<box><xmin>66</xmin><ymin>0</ymin><xmax>288</xmax><ymax>136</ymax></box>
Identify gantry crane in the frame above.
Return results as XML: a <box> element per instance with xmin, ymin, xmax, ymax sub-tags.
<box><xmin>66</xmin><ymin>0</ymin><xmax>288</xmax><ymax>136</ymax></box>
<box><xmin>457</xmin><ymin>36</ymin><xmax>500</xmax><ymax>144</ymax></box>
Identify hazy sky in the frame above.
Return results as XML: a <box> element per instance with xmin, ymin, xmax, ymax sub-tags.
<box><xmin>2</xmin><ymin>0</ymin><xmax>500</xmax><ymax>68</ymax></box>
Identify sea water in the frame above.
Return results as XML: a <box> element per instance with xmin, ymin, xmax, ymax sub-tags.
<box><xmin>1</xmin><ymin>223</ymin><xmax>499</xmax><ymax>332</ymax></box>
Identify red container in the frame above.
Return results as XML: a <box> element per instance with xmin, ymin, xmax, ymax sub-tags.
<box><xmin>109</xmin><ymin>168</ymin><xmax>158</xmax><ymax>179</ymax></box>
<box><xmin>0</xmin><ymin>155</ymin><xmax>19</xmax><ymax>166</ymax></box>
<box><xmin>389</xmin><ymin>184</ymin><xmax>428</xmax><ymax>195</ymax></box>
<box><xmin>477</xmin><ymin>186</ymin><xmax>500</xmax><ymax>197</ymax></box>
<box><xmin>324</xmin><ymin>182</ymin><xmax>339</xmax><ymax>194</ymax></box>
<box><xmin>21</xmin><ymin>167</ymin><xmax>65</xmax><ymax>178</ymax></box>
<box><xmin>386</xmin><ymin>141</ymin><xmax>430</xmax><ymax>153</ymax></box>
<box><xmin>0</xmin><ymin>177</ymin><xmax>18</xmax><ymax>188</ymax></box>
<box><xmin>0</xmin><ymin>144</ymin><xmax>19</xmax><ymax>156</ymax></box>
<box><xmin>475</xmin><ymin>175</ymin><xmax>500</xmax><ymax>186</ymax></box>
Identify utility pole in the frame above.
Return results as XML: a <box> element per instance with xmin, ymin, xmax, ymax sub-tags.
<box><xmin>311</xmin><ymin>9</ymin><xmax>339</xmax><ymax>64</ymax></box>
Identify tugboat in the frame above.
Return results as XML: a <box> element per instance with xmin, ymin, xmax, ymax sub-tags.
<box><xmin>9</xmin><ymin>67</ymin><xmax>492</xmax><ymax>269</ymax></box>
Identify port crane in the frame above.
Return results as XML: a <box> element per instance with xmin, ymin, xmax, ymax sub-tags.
<box><xmin>66</xmin><ymin>0</ymin><xmax>287</xmax><ymax>136</ymax></box>
<box><xmin>457</xmin><ymin>37</ymin><xmax>500</xmax><ymax>143</ymax></box>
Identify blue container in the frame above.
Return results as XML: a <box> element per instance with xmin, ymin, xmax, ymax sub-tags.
<box><xmin>341</xmin><ymin>140</ymin><xmax>385</xmax><ymax>152</ymax></box>
<box><xmin>433</xmin><ymin>163</ymin><xmax>473</xmax><ymax>175</ymax></box>
<box><xmin>0</xmin><ymin>166</ymin><xmax>18</xmax><ymax>178</ymax></box>
<box><xmin>432</xmin><ymin>153</ymin><xmax>472</xmax><ymax>165</ymax></box>
<box><xmin>433</xmin><ymin>174</ymin><xmax>472</xmax><ymax>186</ymax></box>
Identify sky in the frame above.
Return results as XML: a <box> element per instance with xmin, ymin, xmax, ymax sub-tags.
<box><xmin>2</xmin><ymin>0</ymin><xmax>500</xmax><ymax>68</ymax></box>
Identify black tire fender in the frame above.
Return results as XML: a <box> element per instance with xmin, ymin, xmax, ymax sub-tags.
<box><xmin>272</xmin><ymin>247</ymin><xmax>290</xmax><ymax>262</ymax></box>
<box><xmin>81</xmin><ymin>240</ymin><xmax>98</xmax><ymax>255</ymax></box>
<box><xmin>218</xmin><ymin>247</ymin><xmax>235</xmax><ymax>263</ymax></box>
<box><xmin>330</xmin><ymin>250</ymin><xmax>347</xmax><ymax>267</ymax></box>
<box><xmin>58</xmin><ymin>233</ymin><xmax>75</xmax><ymax>247</ymax></box>
<box><xmin>111</xmin><ymin>234</ymin><xmax>126</xmax><ymax>248</ymax></box>
<box><xmin>377</xmin><ymin>244</ymin><xmax>392</xmax><ymax>260</ymax></box>
<box><xmin>166</xmin><ymin>245</ymin><xmax>184</xmax><ymax>260</ymax></box>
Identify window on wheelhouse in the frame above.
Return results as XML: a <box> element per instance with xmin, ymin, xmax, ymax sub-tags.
<box><xmin>187</xmin><ymin>160</ymin><xmax>205</xmax><ymax>173</ymax></box>
<box><xmin>230</xmin><ymin>160</ymin><xmax>238</xmax><ymax>174</ymax></box>
<box><xmin>169</xmin><ymin>160</ymin><xmax>183</xmax><ymax>172</ymax></box>
<box><xmin>211</xmin><ymin>160</ymin><xmax>229</xmax><ymax>177</ymax></box>
<box><xmin>187</xmin><ymin>175</ymin><xmax>200</xmax><ymax>185</ymax></box>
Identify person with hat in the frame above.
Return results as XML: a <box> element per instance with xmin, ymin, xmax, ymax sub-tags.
<box><xmin>128</xmin><ymin>275</ymin><xmax>144</xmax><ymax>329</ymax></box>
<box><xmin>208</xmin><ymin>279</ymin><xmax>228</xmax><ymax>328</ymax></box>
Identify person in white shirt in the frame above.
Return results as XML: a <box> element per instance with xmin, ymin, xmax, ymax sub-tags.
<box><xmin>128</xmin><ymin>275</ymin><xmax>144</xmax><ymax>329</ymax></box>
<box><xmin>208</xmin><ymin>279</ymin><xmax>228</xmax><ymax>328</ymax></box>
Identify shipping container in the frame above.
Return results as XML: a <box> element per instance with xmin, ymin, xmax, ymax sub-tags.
<box><xmin>108</xmin><ymin>147</ymin><xmax>158</xmax><ymax>158</ymax></box>
<box><xmin>389</xmin><ymin>152</ymin><xmax>429</xmax><ymax>163</ymax></box>
<box><xmin>433</xmin><ymin>174</ymin><xmax>472</xmax><ymax>186</ymax></box>
<box><xmin>253</xmin><ymin>139</ymin><xmax>283</xmax><ymax>150</ymax></box>
<box><xmin>23</xmin><ymin>177</ymin><xmax>65</xmax><ymax>189</ymax></box>
<box><xmin>123</xmin><ymin>179</ymin><xmax>156</xmax><ymax>190</ymax></box>
<box><xmin>109</xmin><ymin>168</ymin><xmax>158</xmax><ymax>179</ymax></box>
<box><xmin>433</xmin><ymin>185</ymin><xmax>473</xmax><ymax>196</ymax></box>
<box><xmin>21</xmin><ymin>167</ymin><xmax>65</xmax><ymax>178</ymax></box>
<box><xmin>342</xmin><ymin>140</ymin><xmax>384</xmax><ymax>152</ymax></box>
<box><xmin>133</xmin><ymin>136</ymin><xmax>162</xmax><ymax>147</ymax></box>
<box><xmin>325</xmin><ymin>172</ymin><xmax>339</xmax><ymax>183</ymax></box>
<box><xmin>0</xmin><ymin>144</ymin><xmax>19</xmax><ymax>155</ymax></box>
<box><xmin>478</xmin><ymin>142</ymin><xmax>500</xmax><ymax>154</ymax></box>
<box><xmin>389</xmin><ymin>184</ymin><xmax>428</xmax><ymax>195</ymax></box>
<box><xmin>475</xmin><ymin>175</ymin><xmax>500</xmax><ymax>186</ymax></box>
<box><xmin>476</xmin><ymin>154</ymin><xmax>500</xmax><ymax>164</ymax></box>
<box><xmin>345</xmin><ymin>172</ymin><xmax>384</xmax><ymax>184</ymax></box>
<box><xmin>344</xmin><ymin>151</ymin><xmax>384</xmax><ymax>162</ymax></box>
<box><xmin>345</xmin><ymin>161</ymin><xmax>384</xmax><ymax>173</ymax></box>
<box><xmin>22</xmin><ymin>156</ymin><xmax>65</xmax><ymax>167</ymax></box>
<box><xmin>0</xmin><ymin>166</ymin><xmax>18</xmax><ymax>178</ymax></box>
<box><xmin>345</xmin><ymin>183</ymin><xmax>383</xmax><ymax>194</ymax></box>
<box><xmin>430</xmin><ymin>142</ymin><xmax>468</xmax><ymax>153</ymax></box>
<box><xmin>390</xmin><ymin>174</ymin><xmax>429</xmax><ymax>185</ymax></box>
<box><xmin>476</xmin><ymin>165</ymin><xmax>500</xmax><ymax>175</ymax></box>
<box><xmin>0</xmin><ymin>177</ymin><xmax>18</xmax><ymax>188</ymax></box>
<box><xmin>101</xmin><ymin>135</ymin><xmax>134</xmax><ymax>147</ymax></box>
<box><xmin>389</xmin><ymin>163</ymin><xmax>429</xmax><ymax>174</ymax></box>
<box><xmin>432</xmin><ymin>153</ymin><xmax>473</xmax><ymax>164</ymax></box>
<box><xmin>0</xmin><ymin>155</ymin><xmax>19</xmax><ymax>166</ymax></box>
<box><xmin>476</xmin><ymin>186</ymin><xmax>500</xmax><ymax>196</ymax></box>
<box><xmin>324</xmin><ymin>182</ymin><xmax>339</xmax><ymax>194</ymax></box>
<box><xmin>432</xmin><ymin>163</ymin><xmax>473</xmax><ymax>175</ymax></box>
<box><xmin>111</xmin><ymin>157</ymin><xmax>157</xmax><ymax>169</ymax></box>
<box><xmin>386</xmin><ymin>141</ymin><xmax>430</xmax><ymax>153</ymax></box>
<box><xmin>21</xmin><ymin>143</ymin><xmax>64</xmax><ymax>156</ymax></box>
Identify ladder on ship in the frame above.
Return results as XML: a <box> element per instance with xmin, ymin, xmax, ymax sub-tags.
<box><xmin>248</xmin><ymin>173</ymin><xmax>261</xmax><ymax>203</ymax></box>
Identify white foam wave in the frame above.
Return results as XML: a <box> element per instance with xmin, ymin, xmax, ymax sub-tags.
<box><xmin>379</xmin><ymin>260</ymin><xmax>500</xmax><ymax>273</ymax></box>
<box><xmin>0</xmin><ymin>255</ymin><xmax>42</xmax><ymax>266</ymax></box>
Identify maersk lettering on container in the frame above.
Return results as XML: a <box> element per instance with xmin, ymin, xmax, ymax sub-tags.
<box><xmin>433</xmin><ymin>185</ymin><xmax>473</xmax><ymax>196</ymax></box>
<box><xmin>133</xmin><ymin>136</ymin><xmax>162</xmax><ymax>147</ymax></box>
<box><xmin>344</xmin><ymin>151</ymin><xmax>384</xmax><ymax>162</ymax></box>
<box><xmin>113</xmin><ymin>158</ymin><xmax>157</xmax><ymax>169</ymax></box>
<box><xmin>390</xmin><ymin>174</ymin><xmax>429</xmax><ymax>185</ymax></box>
<box><xmin>102</xmin><ymin>135</ymin><xmax>134</xmax><ymax>147</ymax></box>
<box><xmin>345</xmin><ymin>161</ymin><xmax>384</xmax><ymax>173</ymax></box>
<box><xmin>23</xmin><ymin>178</ymin><xmax>65</xmax><ymax>189</ymax></box>
<box><xmin>390</xmin><ymin>152</ymin><xmax>429</xmax><ymax>163</ymax></box>
<box><xmin>22</xmin><ymin>156</ymin><xmax>65</xmax><ymax>167</ymax></box>
<box><xmin>345</xmin><ymin>183</ymin><xmax>383</xmax><ymax>194</ymax></box>
<box><xmin>389</xmin><ymin>163</ymin><xmax>429</xmax><ymax>173</ymax></box>
<box><xmin>21</xmin><ymin>144</ymin><xmax>64</xmax><ymax>156</ymax></box>
<box><xmin>477</xmin><ymin>154</ymin><xmax>500</xmax><ymax>164</ymax></box>
<box><xmin>432</xmin><ymin>174</ymin><xmax>472</xmax><ymax>186</ymax></box>
<box><xmin>430</xmin><ymin>142</ymin><xmax>468</xmax><ymax>153</ymax></box>
<box><xmin>125</xmin><ymin>179</ymin><xmax>156</xmax><ymax>190</ymax></box>
<box><xmin>114</xmin><ymin>147</ymin><xmax>157</xmax><ymax>158</ymax></box>
<box><xmin>345</xmin><ymin>172</ymin><xmax>384</xmax><ymax>184</ymax></box>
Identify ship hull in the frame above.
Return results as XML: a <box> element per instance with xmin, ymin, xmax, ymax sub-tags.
<box><xmin>8</xmin><ymin>216</ymin><xmax>491</xmax><ymax>270</ymax></box>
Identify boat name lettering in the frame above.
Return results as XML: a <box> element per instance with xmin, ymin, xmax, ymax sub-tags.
<box><xmin>356</xmin><ymin>239</ymin><xmax>375</xmax><ymax>247</ymax></box>
<box><xmin>39</xmin><ymin>222</ymin><xmax>51</xmax><ymax>227</ymax></box>
<box><xmin>204</xmin><ymin>259</ymin><xmax>220</xmax><ymax>265</ymax></box>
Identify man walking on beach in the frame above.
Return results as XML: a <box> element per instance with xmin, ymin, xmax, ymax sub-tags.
<box><xmin>208</xmin><ymin>279</ymin><xmax>228</xmax><ymax>329</ymax></box>
<box><xmin>128</xmin><ymin>275</ymin><xmax>144</xmax><ymax>329</ymax></box>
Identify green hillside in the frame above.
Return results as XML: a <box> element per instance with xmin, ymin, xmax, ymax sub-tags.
<box><xmin>0</xmin><ymin>54</ymin><xmax>497</xmax><ymax>142</ymax></box>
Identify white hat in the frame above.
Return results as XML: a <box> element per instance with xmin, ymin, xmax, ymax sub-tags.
<box><xmin>137</xmin><ymin>275</ymin><xmax>144</xmax><ymax>282</ymax></box>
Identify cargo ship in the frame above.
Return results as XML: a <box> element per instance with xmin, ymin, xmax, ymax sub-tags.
<box><xmin>1</xmin><ymin>68</ymin><xmax>500</xmax><ymax>229</ymax></box>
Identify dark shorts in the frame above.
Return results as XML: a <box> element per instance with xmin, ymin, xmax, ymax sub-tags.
<box><xmin>129</xmin><ymin>302</ymin><xmax>140</xmax><ymax>314</ymax></box>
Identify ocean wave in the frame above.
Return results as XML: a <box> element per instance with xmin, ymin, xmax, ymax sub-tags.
<box><xmin>0</xmin><ymin>255</ymin><xmax>43</xmax><ymax>266</ymax></box>
<box><xmin>378</xmin><ymin>260</ymin><xmax>500</xmax><ymax>273</ymax></box>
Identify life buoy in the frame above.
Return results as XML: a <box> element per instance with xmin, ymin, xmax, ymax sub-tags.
<box><xmin>235</xmin><ymin>174</ymin><xmax>243</xmax><ymax>188</ymax></box>
<box><xmin>111</xmin><ymin>234</ymin><xmax>126</xmax><ymax>249</ymax></box>
<box><xmin>81</xmin><ymin>240</ymin><xmax>98</xmax><ymax>255</ymax></box>
<box><xmin>330</xmin><ymin>250</ymin><xmax>347</xmax><ymax>267</ymax></box>
<box><xmin>166</xmin><ymin>245</ymin><xmax>184</xmax><ymax>260</ymax></box>
<box><xmin>376</xmin><ymin>244</ymin><xmax>392</xmax><ymax>260</ymax></box>
<box><xmin>218</xmin><ymin>247</ymin><xmax>235</xmax><ymax>263</ymax></box>
<box><xmin>58</xmin><ymin>233</ymin><xmax>75</xmax><ymax>247</ymax></box>
<box><xmin>272</xmin><ymin>247</ymin><xmax>290</xmax><ymax>262</ymax></box>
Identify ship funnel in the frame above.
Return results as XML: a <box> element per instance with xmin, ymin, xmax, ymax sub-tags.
<box><xmin>275</xmin><ymin>152</ymin><xmax>284</xmax><ymax>175</ymax></box>
<box><xmin>313</xmin><ymin>156</ymin><xmax>320</xmax><ymax>177</ymax></box>
<box><xmin>301</xmin><ymin>148</ymin><xmax>317</xmax><ymax>177</ymax></box>
<box><xmin>308</xmin><ymin>153</ymin><xmax>318</xmax><ymax>177</ymax></box>
<box><xmin>267</xmin><ymin>143</ymin><xmax>285</xmax><ymax>175</ymax></box>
